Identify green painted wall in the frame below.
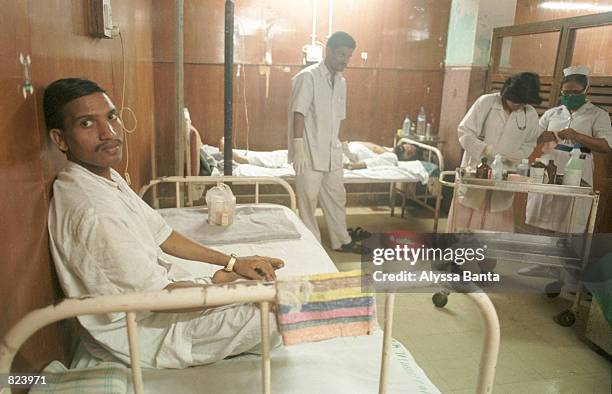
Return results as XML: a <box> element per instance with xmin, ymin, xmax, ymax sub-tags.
<box><xmin>445</xmin><ymin>0</ymin><xmax>478</xmax><ymax>65</ymax></box>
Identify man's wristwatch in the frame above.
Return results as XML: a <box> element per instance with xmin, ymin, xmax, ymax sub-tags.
<box><xmin>224</xmin><ymin>253</ymin><xmax>238</xmax><ymax>272</ymax></box>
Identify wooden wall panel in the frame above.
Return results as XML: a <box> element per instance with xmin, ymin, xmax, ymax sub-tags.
<box><xmin>515</xmin><ymin>0</ymin><xmax>612</xmax><ymax>23</ymax></box>
<box><xmin>152</xmin><ymin>0</ymin><xmax>451</xmax><ymax>175</ymax></box>
<box><xmin>377</xmin><ymin>0</ymin><xmax>451</xmax><ymax>69</ymax></box>
<box><xmin>0</xmin><ymin>0</ymin><xmax>71</xmax><ymax>372</ymax></box>
<box><xmin>29</xmin><ymin>0</ymin><xmax>156</xmax><ymax>192</ymax></box>
<box><xmin>505</xmin><ymin>31</ymin><xmax>561</xmax><ymax>76</ymax></box>
<box><xmin>572</xmin><ymin>25</ymin><xmax>612</xmax><ymax>75</ymax></box>
<box><xmin>0</xmin><ymin>0</ymin><xmax>156</xmax><ymax>373</ymax></box>
<box><xmin>509</xmin><ymin>1</ymin><xmax>612</xmax><ymax>77</ymax></box>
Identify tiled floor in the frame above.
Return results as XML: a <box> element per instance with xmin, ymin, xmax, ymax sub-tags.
<box><xmin>317</xmin><ymin>206</ymin><xmax>611</xmax><ymax>394</ymax></box>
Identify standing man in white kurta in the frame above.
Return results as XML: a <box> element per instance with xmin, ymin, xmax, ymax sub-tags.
<box><xmin>288</xmin><ymin>32</ymin><xmax>357</xmax><ymax>252</ymax></box>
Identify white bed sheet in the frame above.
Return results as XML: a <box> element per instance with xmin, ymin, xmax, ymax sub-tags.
<box><xmin>130</xmin><ymin>333</ymin><xmax>439</xmax><ymax>394</ymax></box>
<box><xmin>140</xmin><ymin>204</ymin><xmax>439</xmax><ymax>393</ymax></box>
<box><xmin>75</xmin><ymin>204</ymin><xmax>439</xmax><ymax>393</ymax></box>
<box><xmin>160</xmin><ymin>204</ymin><xmax>336</xmax><ymax>279</ymax></box>
<box><xmin>204</xmin><ymin>146</ymin><xmax>430</xmax><ymax>184</ymax></box>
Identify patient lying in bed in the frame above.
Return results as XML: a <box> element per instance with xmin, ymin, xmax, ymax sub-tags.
<box><xmin>217</xmin><ymin>138</ymin><xmax>419</xmax><ymax>170</ymax></box>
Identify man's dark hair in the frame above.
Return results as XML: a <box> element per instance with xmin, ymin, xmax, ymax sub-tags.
<box><xmin>326</xmin><ymin>31</ymin><xmax>356</xmax><ymax>50</ymax></box>
<box><xmin>561</xmin><ymin>73</ymin><xmax>588</xmax><ymax>89</ymax></box>
<box><xmin>500</xmin><ymin>72</ymin><xmax>542</xmax><ymax>105</ymax></box>
<box><xmin>394</xmin><ymin>143</ymin><xmax>407</xmax><ymax>161</ymax></box>
<box><xmin>394</xmin><ymin>140</ymin><xmax>417</xmax><ymax>162</ymax></box>
<box><xmin>43</xmin><ymin>78</ymin><xmax>106</xmax><ymax>130</ymax></box>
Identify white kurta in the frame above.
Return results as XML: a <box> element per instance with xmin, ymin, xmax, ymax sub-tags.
<box><xmin>457</xmin><ymin>92</ymin><xmax>541</xmax><ymax>212</ymax></box>
<box><xmin>288</xmin><ymin>62</ymin><xmax>351</xmax><ymax>249</ymax></box>
<box><xmin>288</xmin><ymin>61</ymin><xmax>346</xmax><ymax>172</ymax></box>
<box><xmin>526</xmin><ymin>102</ymin><xmax>612</xmax><ymax>232</ymax></box>
<box><xmin>48</xmin><ymin>163</ymin><xmax>275</xmax><ymax>368</ymax></box>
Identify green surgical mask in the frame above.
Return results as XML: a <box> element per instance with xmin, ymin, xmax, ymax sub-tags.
<box><xmin>560</xmin><ymin>94</ymin><xmax>586</xmax><ymax>110</ymax></box>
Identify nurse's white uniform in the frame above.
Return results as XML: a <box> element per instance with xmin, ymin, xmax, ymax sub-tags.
<box><xmin>288</xmin><ymin>61</ymin><xmax>352</xmax><ymax>249</ymax></box>
<box><xmin>48</xmin><ymin>163</ymin><xmax>278</xmax><ymax>368</ymax></box>
<box><xmin>526</xmin><ymin>101</ymin><xmax>612</xmax><ymax>232</ymax></box>
<box><xmin>451</xmin><ymin>92</ymin><xmax>541</xmax><ymax>232</ymax></box>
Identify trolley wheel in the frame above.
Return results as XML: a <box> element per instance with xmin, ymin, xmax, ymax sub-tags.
<box><xmin>554</xmin><ymin>310</ymin><xmax>576</xmax><ymax>327</ymax></box>
<box><xmin>545</xmin><ymin>281</ymin><xmax>562</xmax><ymax>298</ymax></box>
<box><xmin>432</xmin><ymin>292</ymin><xmax>448</xmax><ymax>308</ymax></box>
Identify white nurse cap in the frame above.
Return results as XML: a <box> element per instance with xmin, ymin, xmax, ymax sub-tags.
<box><xmin>563</xmin><ymin>66</ymin><xmax>590</xmax><ymax>77</ymax></box>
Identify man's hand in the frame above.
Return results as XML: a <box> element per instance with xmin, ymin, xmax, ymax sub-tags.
<box><xmin>233</xmin><ymin>256</ymin><xmax>284</xmax><ymax>281</ymax></box>
<box><xmin>482</xmin><ymin>144</ymin><xmax>495</xmax><ymax>158</ymax></box>
<box><xmin>539</xmin><ymin>131</ymin><xmax>559</xmax><ymax>143</ymax></box>
<box><xmin>292</xmin><ymin>138</ymin><xmax>308</xmax><ymax>175</ymax></box>
<box><xmin>557</xmin><ymin>128</ymin><xmax>577</xmax><ymax>141</ymax></box>
<box><xmin>541</xmin><ymin>140</ymin><xmax>557</xmax><ymax>154</ymax></box>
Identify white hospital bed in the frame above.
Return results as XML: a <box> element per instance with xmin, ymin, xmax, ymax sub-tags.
<box><xmin>0</xmin><ymin>177</ymin><xmax>498</xmax><ymax>394</ymax></box>
<box><xmin>193</xmin><ymin>138</ymin><xmax>445</xmax><ymax>231</ymax></box>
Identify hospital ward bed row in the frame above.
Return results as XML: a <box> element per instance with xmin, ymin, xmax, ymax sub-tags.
<box><xmin>0</xmin><ymin>177</ymin><xmax>499</xmax><ymax>394</ymax></box>
<box><xmin>184</xmin><ymin>125</ymin><xmax>445</xmax><ymax>230</ymax></box>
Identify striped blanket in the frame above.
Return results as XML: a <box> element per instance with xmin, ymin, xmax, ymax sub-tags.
<box><xmin>29</xmin><ymin>361</ymin><xmax>128</xmax><ymax>393</ymax></box>
<box><xmin>275</xmin><ymin>270</ymin><xmax>376</xmax><ymax>346</ymax></box>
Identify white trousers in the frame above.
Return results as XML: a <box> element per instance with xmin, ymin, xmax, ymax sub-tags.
<box><xmin>296</xmin><ymin>166</ymin><xmax>352</xmax><ymax>250</ymax></box>
<box><xmin>188</xmin><ymin>303</ymin><xmax>282</xmax><ymax>366</ymax></box>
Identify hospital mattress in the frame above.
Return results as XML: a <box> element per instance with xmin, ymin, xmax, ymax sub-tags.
<box><xmin>149</xmin><ymin>204</ymin><xmax>439</xmax><ymax>393</ymax></box>
<box><xmin>129</xmin><ymin>333</ymin><xmax>439</xmax><ymax>394</ymax></box>
<box><xmin>75</xmin><ymin>204</ymin><xmax>440</xmax><ymax>393</ymax></box>
<box><xmin>205</xmin><ymin>146</ymin><xmax>435</xmax><ymax>184</ymax></box>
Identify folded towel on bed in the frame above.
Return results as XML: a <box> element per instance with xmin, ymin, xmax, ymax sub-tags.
<box><xmin>29</xmin><ymin>361</ymin><xmax>128</xmax><ymax>394</ymax></box>
<box><xmin>275</xmin><ymin>270</ymin><xmax>376</xmax><ymax>346</ymax></box>
<box><xmin>158</xmin><ymin>205</ymin><xmax>301</xmax><ymax>245</ymax></box>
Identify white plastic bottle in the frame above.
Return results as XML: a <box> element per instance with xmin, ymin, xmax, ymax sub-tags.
<box><xmin>562</xmin><ymin>148</ymin><xmax>584</xmax><ymax>186</ymax></box>
<box><xmin>491</xmin><ymin>154</ymin><xmax>503</xmax><ymax>181</ymax></box>
<box><xmin>517</xmin><ymin>158</ymin><xmax>530</xmax><ymax>177</ymax></box>
<box><xmin>402</xmin><ymin>114</ymin><xmax>411</xmax><ymax>136</ymax></box>
<box><xmin>416</xmin><ymin>106</ymin><xmax>426</xmax><ymax>136</ymax></box>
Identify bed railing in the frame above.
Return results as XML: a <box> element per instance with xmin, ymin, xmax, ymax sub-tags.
<box><xmin>404</xmin><ymin>138</ymin><xmax>444</xmax><ymax>174</ymax></box>
<box><xmin>390</xmin><ymin>138</ymin><xmax>445</xmax><ymax>232</ymax></box>
<box><xmin>0</xmin><ymin>281</ymin><xmax>500</xmax><ymax>394</ymax></box>
<box><xmin>139</xmin><ymin>175</ymin><xmax>297</xmax><ymax>212</ymax></box>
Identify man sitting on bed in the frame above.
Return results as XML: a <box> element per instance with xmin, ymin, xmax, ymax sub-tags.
<box><xmin>218</xmin><ymin>137</ymin><xmax>420</xmax><ymax>170</ymax></box>
<box><xmin>44</xmin><ymin>78</ymin><xmax>283</xmax><ymax>369</ymax></box>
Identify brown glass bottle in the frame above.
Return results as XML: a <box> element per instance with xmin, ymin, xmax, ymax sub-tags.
<box><xmin>546</xmin><ymin>160</ymin><xmax>557</xmax><ymax>184</ymax></box>
<box><xmin>476</xmin><ymin>157</ymin><xmax>491</xmax><ymax>179</ymax></box>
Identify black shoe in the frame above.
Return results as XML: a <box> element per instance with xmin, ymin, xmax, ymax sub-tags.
<box><xmin>348</xmin><ymin>227</ymin><xmax>372</xmax><ymax>241</ymax></box>
<box><xmin>335</xmin><ymin>240</ymin><xmax>372</xmax><ymax>254</ymax></box>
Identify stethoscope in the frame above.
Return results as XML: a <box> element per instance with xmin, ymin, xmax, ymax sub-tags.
<box><xmin>515</xmin><ymin>107</ymin><xmax>527</xmax><ymax>131</ymax></box>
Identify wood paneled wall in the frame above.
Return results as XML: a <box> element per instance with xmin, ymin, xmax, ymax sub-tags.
<box><xmin>508</xmin><ymin>0</ymin><xmax>612</xmax><ymax>75</ymax></box>
<box><xmin>0</xmin><ymin>0</ymin><xmax>156</xmax><ymax>372</ymax></box>
<box><xmin>30</xmin><ymin>0</ymin><xmax>157</xmax><ymax>192</ymax></box>
<box><xmin>515</xmin><ymin>0</ymin><xmax>612</xmax><ymax>23</ymax></box>
<box><xmin>152</xmin><ymin>0</ymin><xmax>451</xmax><ymax>176</ymax></box>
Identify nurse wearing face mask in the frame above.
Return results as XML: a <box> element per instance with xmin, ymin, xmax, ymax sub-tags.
<box><xmin>521</xmin><ymin>66</ymin><xmax>612</xmax><ymax>279</ymax></box>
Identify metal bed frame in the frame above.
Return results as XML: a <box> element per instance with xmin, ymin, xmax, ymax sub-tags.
<box><xmin>187</xmin><ymin>134</ymin><xmax>445</xmax><ymax>231</ymax></box>
<box><xmin>388</xmin><ymin>137</ymin><xmax>445</xmax><ymax>232</ymax></box>
<box><xmin>1</xmin><ymin>176</ymin><xmax>499</xmax><ymax>394</ymax></box>
<box><xmin>0</xmin><ymin>283</ymin><xmax>500</xmax><ymax>394</ymax></box>
<box><xmin>435</xmin><ymin>169</ymin><xmax>600</xmax><ymax>326</ymax></box>
<box><xmin>139</xmin><ymin>175</ymin><xmax>297</xmax><ymax>212</ymax></box>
